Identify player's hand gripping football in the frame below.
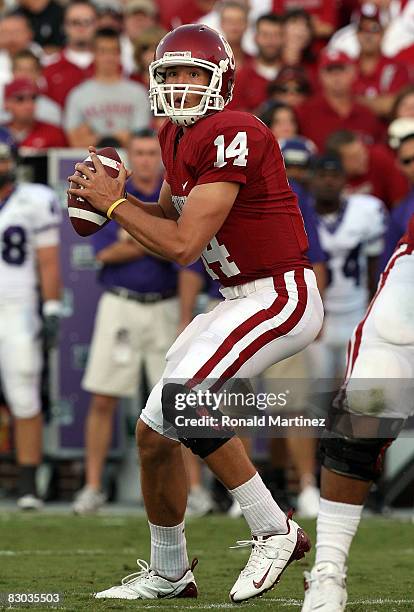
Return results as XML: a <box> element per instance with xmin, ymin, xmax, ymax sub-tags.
<box><xmin>67</xmin><ymin>146</ymin><xmax>130</xmax><ymax>216</ymax></box>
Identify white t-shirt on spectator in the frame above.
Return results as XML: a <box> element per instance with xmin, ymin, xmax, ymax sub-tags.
<box><xmin>64</xmin><ymin>78</ymin><xmax>151</xmax><ymax>136</ymax></box>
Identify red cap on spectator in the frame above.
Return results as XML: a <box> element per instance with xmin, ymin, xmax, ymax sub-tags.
<box><xmin>4</xmin><ymin>78</ymin><xmax>39</xmax><ymax>100</ymax></box>
<box><xmin>319</xmin><ymin>49</ymin><xmax>354</xmax><ymax>71</ymax></box>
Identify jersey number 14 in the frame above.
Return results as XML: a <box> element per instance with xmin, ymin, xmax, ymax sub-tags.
<box><xmin>214</xmin><ymin>131</ymin><xmax>249</xmax><ymax>168</ymax></box>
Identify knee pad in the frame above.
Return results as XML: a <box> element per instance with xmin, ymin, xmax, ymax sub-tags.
<box><xmin>320</xmin><ymin>434</ymin><xmax>394</xmax><ymax>481</ymax></box>
<box><xmin>161</xmin><ymin>383</ymin><xmax>235</xmax><ymax>458</ymax></box>
<box><xmin>320</xmin><ymin>398</ymin><xmax>402</xmax><ymax>481</ymax></box>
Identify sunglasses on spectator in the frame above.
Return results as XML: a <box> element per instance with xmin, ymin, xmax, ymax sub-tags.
<box><xmin>13</xmin><ymin>94</ymin><xmax>37</xmax><ymax>102</ymax></box>
<box><xmin>66</xmin><ymin>18</ymin><xmax>96</xmax><ymax>26</ymax></box>
<box><xmin>274</xmin><ymin>85</ymin><xmax>307</xmax><ymax>94</ymax></box>
<box><xmin>400</xmin><ymin>155</ymin><xmax>414</xmax><ymax>166</ymax></box>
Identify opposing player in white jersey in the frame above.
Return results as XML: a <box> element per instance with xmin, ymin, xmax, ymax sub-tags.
<box><xmin>0</xmin><ymin>143</ymin><xmax>61</xmax><ymax>509</ymax></box>
<box><xmin>309</xmin><ymin>154</ymin><xmax>387</xmax><ymax>379</ymax></box>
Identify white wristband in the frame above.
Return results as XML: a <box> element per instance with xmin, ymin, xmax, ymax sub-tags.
<box><xmin>43</xmin><ymin>300</ymin><xmax>61</xmax><ymax>317</ymax></box>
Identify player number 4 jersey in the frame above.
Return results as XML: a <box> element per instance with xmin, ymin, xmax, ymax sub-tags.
<box><xmin>315</xmin><ymin>194</ymin><xmax>387</xmax><ymax>314</ymax></box>
<box><xmin>0</xmin><ymin>183</ymin><xmax>61</xmax><ymax>302</ymax></box>
<box><xmin>159</xmin><ymin>109</ymin><xmax>311</xmax><ymax>287</ymax></box>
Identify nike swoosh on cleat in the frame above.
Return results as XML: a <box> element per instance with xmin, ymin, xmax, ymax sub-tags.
<box><xmin>253</xmin><ymin>564</ymin><xmax>273</xmax><ymax>589</ymax></box>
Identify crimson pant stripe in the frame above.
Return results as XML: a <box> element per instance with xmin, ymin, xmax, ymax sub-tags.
<box><xmin>185</xmin><ymin>273</ymin><xmax>290</xmax><ymax>389</ymax></box>
<box><xmin>210</xmin><ymin>269</ymin><xmax>308</xmax><ymax>392</ymax></box>
<box><xmin>346</xmin><ymin>244</ymin><xmax>412</xmax><ymax>380</ymax></box>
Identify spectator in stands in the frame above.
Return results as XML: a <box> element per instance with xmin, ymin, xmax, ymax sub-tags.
<box><xmin>326</xmin><ymin>129</ymin><xmax>409</xmax><ymax>209</ymax></box>
<box><xmin>131</xmin><ymin>26</ymin><xmax>167</xmax><ymax>88</ymax></box>
<box><xmin>121</xmin><ymin>0</ymin><xmax>157</xmax><ymax>75</ymax></box>
<box><xmin>230</xmin><ymin>13</ymin><xmax>285</xmax><ymax>112</ymax></box>
<box><xmin>353</xmin><ymin>4</ymin><xmax>410</xmax><ymax>119</ymax></box>
<box><xmin>260</xmin><ymin>101</ymin><xmax>298</xmax><ymax>141</ymax></box>
<box><xmin>72</xmin><ymin>129</ymin><xmax>179</xmax><ymax>514</ymax></box>
<box><xmin>0</xmin><ymin>13</ymin><xmax>40</xmax><ymax>88</ymax></box>
<box><xmin>43</xmin><ymin>1</ymin><xmax>97</xmax><ymax>109</ymax></box>
<box><xmin>392</xmin><ymin>85</ymin><xmax>414</xmax><ymax>120</ymax></box>
<box><xmin>381</xmin><ymin>133</ymin><xmax>414</xmax><ymax>265</ymax></box>
<box><xmin>219</xmin><ymin>1</ymin><xmax>251</xmax><ymax>69</ymax></box>
<box><xmin>280</xmin><ymin>136</ymin><xmax>317</xmax><ymax>189</ymax></box>
<box><xmin>296</xmin><ymin>48</ymin><xmax>384</xmax><ymax>151</ymax></box>
<box><xmin>267</xmin><ymin>66</ymin><xmax>311</xmax><ymax>109</ymax></box>
<box><xmin>282</xmin><ymin>9</ymin><xmax>316</xmax><ymax>77</ymax></box>
<box><xmin>279</xmin><ymin>137</ymin><xmax>326</xmax><ymax>290</ymax></box>
<box><xmin>95</xmin><ymin>0</ymin><xmax>124</xmax><ymax>32</ymax></box>
<box><xmin>2</xmin><ymin>78</ymin><xmax>67</xmax><ymax>149</ymax></box>
<box><xmin>272</xmin><ymin>0</ymin><xmax>337</xmax><ymax>41</ymax></box>
<box><xmin>9</xmin><ymin>50</ymin><xmax>61</xmax><ymax>126</ymax></box>
<box><xmin>158</xmin><ymin>0</ymin><xmax>216</xmax><ymax>31</ymax></box>
<box><xmin>388</xmin><ymin>117</ymin><xmax>414</xmax><ymax>150</ymax></box>
<box><xmin>64</xmin><ymin>28</ymin><xmax>150</xmax><ymax>148</ymax></box>
<box><xmin>13</xmin><ymin>0</ymin><xmax>64</xmax><ymax>55</ymax></box>
<box><xmin>328</xmin><ymin>0</ymin><xmax>408</xmax><ymax>59</ymax></box>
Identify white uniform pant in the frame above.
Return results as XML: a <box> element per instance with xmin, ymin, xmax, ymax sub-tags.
<box><xmin>140</xmin><ymin>268</ymin><xmax>324</xmax><ymax>438</ymax></box>
<box><xmin>0</xmin><ymin>301</ymin><xmax>42</xmax><ymax>419</ymax></box>
<box><xmin>343</xmin><ymin>244</ymin><xmax>414</xmax><ymax>420</ymax></box>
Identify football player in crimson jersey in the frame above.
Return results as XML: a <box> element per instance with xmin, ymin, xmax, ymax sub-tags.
<box><xmin>68</xmin><ymin>24</ymin><xmax>324</xmax><ymax>602</ymax></box>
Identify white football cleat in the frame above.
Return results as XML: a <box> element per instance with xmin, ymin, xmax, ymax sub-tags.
<box><xmin>297</xmin><ymin>485</ymin><xmax>320</xmax><ymax>519</ymax></box>
<box><xmin>94</xmin><ymin>558</ymin><xmax>198</xmax><ymax>600</ymax></box>
<box><xmin>229</xmin><ymin>512</ymin><xmax>311</xmax><ymax>602</ymax></box>
<box><xmin>17</xmin><ymin>494</ymin><xmax>43</xmax><ymax>511</ymax></box>
<box><xmin>72</xmin><ymin>486</ymin><xmax>106</xmax><ymax>515</ymax></box>
<box><xmin>301</xmin><ymin>561</ymin><xmax>347</xmax><ymax>612</ymax></box>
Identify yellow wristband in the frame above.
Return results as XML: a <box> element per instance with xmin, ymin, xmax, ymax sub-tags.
<box><xmin>107</xmin><ymin>198</ymin><xmax>127</xmax><ymax>220</ymax></box>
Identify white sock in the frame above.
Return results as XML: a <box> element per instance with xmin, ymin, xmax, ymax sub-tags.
<box><xmin>149</xmin><ymin>520</ymin><xmax>189</xmax><ymax>580</ymax></box>
<box><xmin>315</xmin><ymin>497</ymin><xmax>363</xmax><ymax>571</ymax></box>
<box><xmin>229</xmin><ymin>472</ymin><xmax>287</xmax><ymax>535</ymax></box>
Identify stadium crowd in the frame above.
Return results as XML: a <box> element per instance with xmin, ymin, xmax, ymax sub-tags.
<box><xmin>1</xmin><ymin>0</ymin><xmax>414</xmax><ymax>516</ymax></box>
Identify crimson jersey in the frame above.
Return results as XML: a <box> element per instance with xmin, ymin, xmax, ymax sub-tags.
<box><xmin>159</xmin><ymin>109</ymin><xmax>310</xmax><ymax>287</ymax></box>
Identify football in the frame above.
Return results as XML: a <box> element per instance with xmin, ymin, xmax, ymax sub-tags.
<box><xmin>67</xmin><ymin>147</ymin><xmax>122</xmax><ymax>237</ymax></box>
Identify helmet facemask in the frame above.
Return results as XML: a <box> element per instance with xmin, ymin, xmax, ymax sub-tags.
<box><xmin>149</xmin><ymin>55</ymin><xmax>229</xmax><ymax>126</ymax></box>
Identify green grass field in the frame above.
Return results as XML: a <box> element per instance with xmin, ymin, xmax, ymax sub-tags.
<box><xmin>0</xmin><ymin>512</ymin><xmax>413</xmax><ymax>611</ymax></box>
